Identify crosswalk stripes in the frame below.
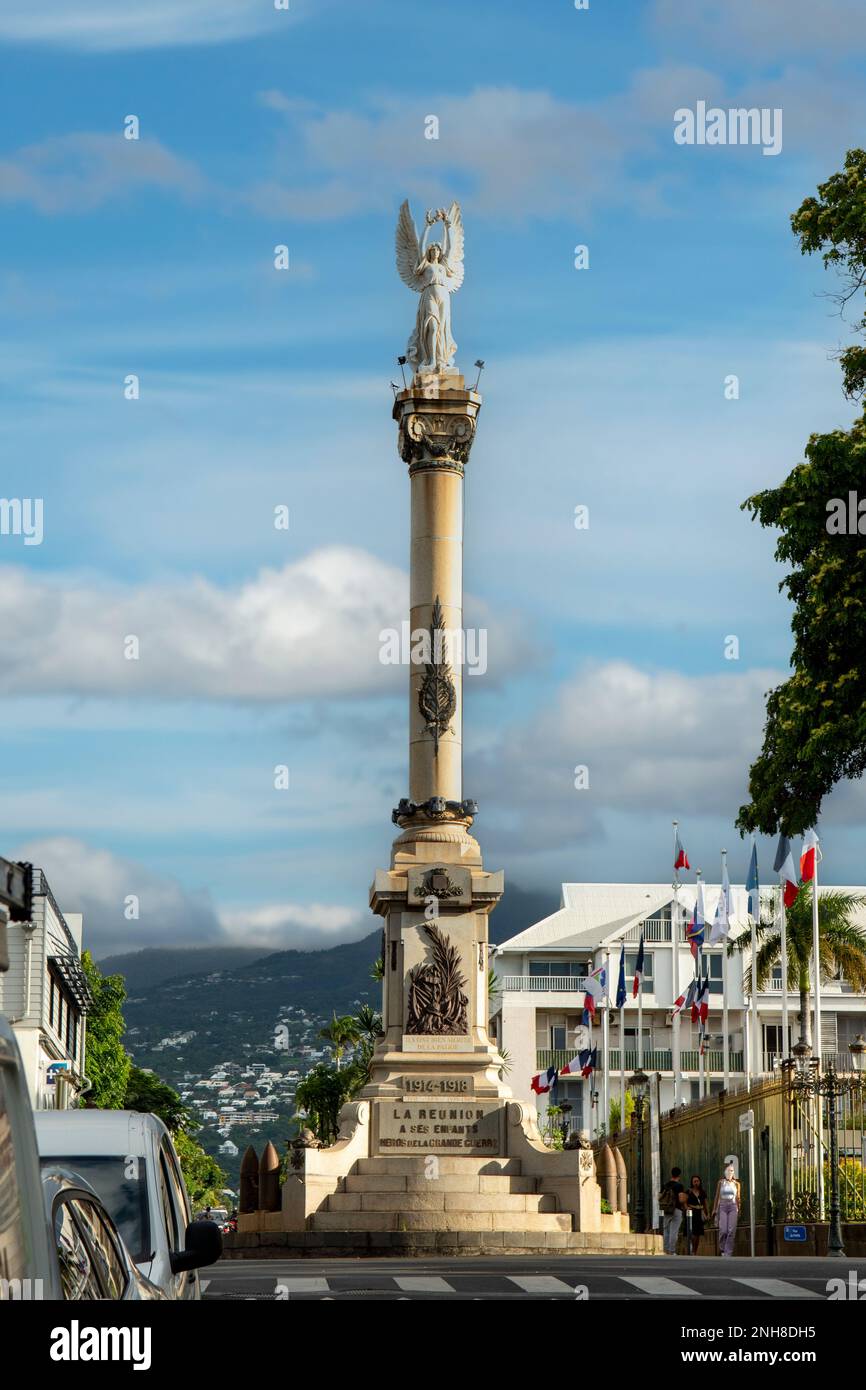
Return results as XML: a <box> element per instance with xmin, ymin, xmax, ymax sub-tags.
<box><xmin>733</xmin><ymin>1278</ymin><xmax>821</xmax><ymax>1299</ymax></box>
<box><xmin>276</xmin><ymin>1277</ymin><xmax>330</xmax><ymax>1294</ymax></box>
<box><xmin>507</xmin><ymin>1276</ymin><xmax>578</xmax><ymax>1294</ymax></box>
<box><xmin>621</xmin><ymin>1275</ymin><xmax>703</xmax><ymax>1296</ymax></box>
<box><xmin>206</xmin><ymin>1272</ymin><xmax>830</xmax><ymax>1299</ymax></box>
<box><xmin>393</xmin><ymin>1277</ymin><xmax>457</xmax><ymax>1293</ymax></box>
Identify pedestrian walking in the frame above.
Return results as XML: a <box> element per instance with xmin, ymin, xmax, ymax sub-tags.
<box><xmin>658</xmin><ymin>1165</ymin><xmax>686</xmax><ymax>1254</ymax></box>
<box><xmin>685</xmin><ymin>1174</ymin><xmax>708</xmax><ymax>1255</ymax></box>
<box><xmin>711</xmin><ymin>1162</ymin><xmax>741</xmax><ymax>1256</ymax></box>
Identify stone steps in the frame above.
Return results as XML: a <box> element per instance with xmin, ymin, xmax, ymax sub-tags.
<box><xmin>344</xmin><ymin>1173</ymin><xmax>538</xmax><ymax>1195</ymax></box>
<box><xmin>327</xmin><ymin>1191</ymin><xmax>557</xmax><ymax>1214</ymax></box>
<box><xmin>355</xmin><ymin>1156</ymin><xmax>522</xmax><ymax>1177</ymax></box>
<box><xmin>310</xmin><ymin>1210</ymin><xmax>573</xmax><ymax>1234</ymax></box>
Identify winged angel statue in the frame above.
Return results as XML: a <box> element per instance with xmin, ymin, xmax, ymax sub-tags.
<box><xmin>396</xmin><ymin>200</ymin><xmax>465</xmax><ymax>374</ymax></box>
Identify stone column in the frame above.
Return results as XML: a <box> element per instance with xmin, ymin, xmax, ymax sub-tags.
<box><xmin>363</xmin><ymin>369</ymin><xmax>507</xmax><ymax>1118</ymax></box>
<box><xmin>394</xmin><ymin>370</ymin><xmax>481</xmax><ymax>811</ymax></box>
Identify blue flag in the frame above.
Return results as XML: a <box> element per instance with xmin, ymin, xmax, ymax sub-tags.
<box><xmin>616</xmin><ymin>945</ymin><xmax>627</xmax><ymax>1008</ymax></box>
<box><xmin>745</xmin><ymin>842</ymin><xmax>759</xmax><ymax>920</ymax></box>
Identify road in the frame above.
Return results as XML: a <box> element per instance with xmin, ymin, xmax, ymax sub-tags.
<box><xmin>202</xmin><ymin>1254</ymin><xmax>866</xmax><ymax>1300</ymax></box>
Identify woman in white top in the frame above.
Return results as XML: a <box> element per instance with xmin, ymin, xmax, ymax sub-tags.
<box><xmin>712</xmin><ymin>1162</ymin><xmax>742</xmax><ymax>1256</ymax></box>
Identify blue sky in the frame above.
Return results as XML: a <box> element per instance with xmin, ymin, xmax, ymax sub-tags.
<box><xmin>2</xmin><ymin>0</ymin><xmax>866</xmax><ymax>955</ymax></box>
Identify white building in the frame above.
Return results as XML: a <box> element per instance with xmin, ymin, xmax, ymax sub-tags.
<box><xmin>0</xmin><ymin>866</ymin><xmax>91</xmax><ymax>1109</ymax></box>
<box><xmin>492</xmin><ymin>882</ymin><xmax>866</xmax><ymax>1133</ymax></box>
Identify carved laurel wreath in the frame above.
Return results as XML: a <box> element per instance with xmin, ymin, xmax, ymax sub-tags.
<box><xmin>418</xmin><ymin>596</ymin><xmax>456</xmax><ymax>754</ymax></box>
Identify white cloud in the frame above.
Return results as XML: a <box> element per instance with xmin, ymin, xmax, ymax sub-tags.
<box><xmin>0</xmin><ymin>546</ymin><xmax>530</xmax><ymax>701</ymax></box>
<box><xmin>651</xmin><ymin>0</ymin><xmax>866</xmax><ymax>59</ymax></box>
<box><xmin>17</xmin><ymin>836</ymin><xmax>220</xmax><ymax>957</ymax></box>
<box><xmin>0</xmin><ymin>1</ymin><xmax>308</xmax><ymax>52</ymax></box>
<box><xmin>0</xmin><ymin>133</ymin><xmax>205</xmax><ymax>213</ymax></box>
<box><xmin>17</xmin><ymin>835</ymin><xmax>370</xmax><ymax>955</ymax></box>
<box><xmin>245</xmin><ymin>83</ymin><xmax>660</xmax><ymax>223</ymax></box>
<box><xmin>219</xmin><ymin>902</ymin><xmax>369</xmax><ymax>951</ymax></box>
<box><xmin>473</xmin><ymin>661</ymin><xmax>782</xmax><ymax>857</ymax></box>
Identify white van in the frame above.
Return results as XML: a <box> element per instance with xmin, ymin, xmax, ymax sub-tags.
<box><xmin>34</xmin><ymin>1110</ymin><xmax>221</xmax><ymax>1300</ymax></box>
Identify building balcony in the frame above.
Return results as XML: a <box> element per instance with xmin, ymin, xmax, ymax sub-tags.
<box><xmin>502</xmin><ymin>975</ymin><xmax>587</xmax><ymax>993</ymax></box>
<box><xmin>536</xmin><ymin>1048</ymin><xmax>745</xmax><ymax>1074</ymax></box>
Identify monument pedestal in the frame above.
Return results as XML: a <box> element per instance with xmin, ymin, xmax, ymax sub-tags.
<box><xmin>271</xmin><ymin>365</ymin><xmax>623</xmax><ymax>1244</ymax></box>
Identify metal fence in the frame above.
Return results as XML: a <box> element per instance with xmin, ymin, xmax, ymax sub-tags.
<box><xmin>610</xmin><ymin>1069</ymin><xmax>866</xmax><ymax>1233</ymax></box>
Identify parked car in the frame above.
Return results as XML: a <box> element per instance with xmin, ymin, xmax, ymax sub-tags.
<box><xmin>34</xmin><ymin>1109</ymin><xmax>222</xmax><ymax>1301</ymax></box>
<box><xmin>0</xmin><ymin>1014</ymin><xmax>159</xmax><ymax>1302</ymax></box>
<box><xmin>42</xmin><ymin>1166</ymin><xmax>166</xmax><ymax>1300</ymax></box>
<box><xmin>0</xmin><ymin>1012</ymin><xmax>62</xmax><ymax>1298</ymax></box>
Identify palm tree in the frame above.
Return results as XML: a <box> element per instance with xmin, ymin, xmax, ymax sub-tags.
<box><xmin>354</xmin><ymin>1003</ymin><xmax>383</xmax><ymax>1044</ymax></box>
<box><xmin>731</xmin><ymin>886</ymin><xmax>866</xmax><ymax>1052</ymax></box>
<box><xmin>318</xmin><ymin>1013</ymin><xmax>361</xmax><ymax>1069</ymax></box>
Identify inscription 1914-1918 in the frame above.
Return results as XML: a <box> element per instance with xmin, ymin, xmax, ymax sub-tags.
<box><xmin>403</xmin><ymin>1076</ymin><xmax>469</xmax><ymax>1094</ymax></box>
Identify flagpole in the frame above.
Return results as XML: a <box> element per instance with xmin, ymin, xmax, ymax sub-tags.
<box><xmin>810</xmin><ymin>835</ymin><xmax>825</xmax><ymax>1218</ymax></box>
<box><xmin>779</xmin><ymin>883</ymin><xmax>790</xmax><ymax>1061</ymax></box>
<box><xmin>750</xmin><ymin>836</ymin><xmax>759</xmax><ymax>1081</ymax></box>
<box><xmin>695</xmin><ymin>861</ymin><xmax>700</xmax><ymax>1100</ymax></box>
<box><xmin>722</xmin><ymin>849</ymin><xmax>730</xmax><ymax>1094</ymax></box>
<box><xmin>638</xmin><ymin>948</ymin><xmax>644</xmax><ymax>1072</ymax></box>
<box><xmin>603</xmin><ymin>946</ymin><xmax>611</xmax><ymax>1139</ymax></box>
<box><xmin>811</xmin><ymin>844</ymin><xmax>822</xmax><ymax>1069</ymax></box>
<box><xmin>672</xmin><ymin>821</ymin><xmax>682</xmax><ymax>1108</ymax></box>
<box><xmin>619</xmin><ymin>950</ymin><xmax>626</xmax><ymax>1138</ymax></box>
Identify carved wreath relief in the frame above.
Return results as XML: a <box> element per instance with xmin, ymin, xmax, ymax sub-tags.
<box><xmin>418</xmin><ymin>596</ymin><xmax>456</xmax><ymax>755</ymax></box>
<box><xmin>406</xmin><ymin>923</ymin><xmax>469</xmax><ymax>1036</ymax></box>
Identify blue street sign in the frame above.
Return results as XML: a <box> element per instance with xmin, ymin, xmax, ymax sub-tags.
<box><xmin>784</xmin><ymin>1225</ymin><xmax>807</xmax><ymax>1242</ymax></box>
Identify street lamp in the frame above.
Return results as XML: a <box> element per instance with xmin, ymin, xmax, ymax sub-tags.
<box><xmin>789</xmin><ymin>1058</ymin><xmax>861</xmax><ymax>1257</ymax></box>
<box><xmin>629</xmin><ymin>1067</ymin><xmax>649</xmax><ymax>1234</ymax></box>
<box><xmin>849</xmin><ymin>1035</ymin><xmax>866</xmax><ymax>1075</ymax></box>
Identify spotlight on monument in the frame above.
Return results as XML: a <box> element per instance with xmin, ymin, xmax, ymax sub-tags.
<box><xmin>397</xmin><ymin>355</ymin><xmax>408</xmax><ymax>389</ymax></box>
<box><xmin>473</xmin><ymin>359</ymin><xmax>485</xmax><ymax>390</ymax></box>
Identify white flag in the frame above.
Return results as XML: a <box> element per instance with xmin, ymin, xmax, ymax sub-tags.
<box><xmin>710</xmin><ymin>863</ymin><xmax>732</xmax><ymax>944</ymax></box>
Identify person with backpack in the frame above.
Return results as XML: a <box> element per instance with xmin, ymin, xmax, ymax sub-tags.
<box><xmin>658</xmin><ymin>1166</ymin><xmax>686</xmax><ymax>1254</ymax></box>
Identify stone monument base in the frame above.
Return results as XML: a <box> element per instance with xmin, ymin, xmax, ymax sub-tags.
<box><xmin>233</xmin><ymin>1098</ymin><xmax>652</xmax><ymax>1249</ymax></box>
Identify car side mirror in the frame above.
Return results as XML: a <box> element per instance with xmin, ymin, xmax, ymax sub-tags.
<box><xmin>169</xmin><ymin>1218</ymin><xmax>223</xmax><ymax>1274</ymax></box>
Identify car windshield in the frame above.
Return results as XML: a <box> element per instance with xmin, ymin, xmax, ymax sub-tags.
<box><xmin>41</xmin><ymin>1156</ymin><xmax>151</xmax><ymax>1265</ymax></box>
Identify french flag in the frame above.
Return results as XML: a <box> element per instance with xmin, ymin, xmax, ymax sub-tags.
<box><xmin>579</xmin><ymin>1045</ymin><xmax>597</xmax><ymax>1078</ymax></box>
<box><xmin>563</xmin><ymin>1047</ymin><xmax>597</xmax><ymax>1078</ymax></box>
<box><xmin>671</xmin><ymin>978</ymin><xmax>697</xmax><ymax>1019</ymax></box>
<box><xmin>531</xmin><ymin>1067</ymin><xmax>558</xmax><ymax>1095</ymax></box>
<box><xmin>583</xmin><ymin>966</ymin><xmax>606</xmax><ymax>1024</ymax></box>
<box><xmin>800</xmin><ymin>829</ymin><xmax>821</xmax><ymax>884</ymax></box>
<box><xmin>774</xmin><ymin>833</ymin><xmax>800</xmax><ymax>909</ymax></box>
<box><xmin>692</xmin><ymin>975</ymin><xmax>710</xmax><ymax>1027</ymax></box>
<box><xmin>632</xmin><ymin>934</ymin><xmax>645</xmax><ymax>998</ymax></box>
<box><xmin>674</xmin><ymin>830</ymin><xmax>690</xmax><ymax>871</ymax></box>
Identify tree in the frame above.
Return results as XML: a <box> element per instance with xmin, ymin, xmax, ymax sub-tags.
<box><xmin>730</xmin><ymin>886</ymin><xmax>866</xmax><ymax>1049</ymax></box>
<box><xmin>737</xmin><ymin>151</ymin><xmax>866</xmax><ymax>835</ymax></box>
<box><xmin>294</xmin><ymin>1062</ymin><xmax>358</xmax><ymax>1146</ymax></box>
<box><xmin>318</xmin><ymin>1013</ymin><xmax>361</xmax><ymax>1069</ymax></box>
<box><xmin>80</xmin><ymin>952</ymin><xmax>131</xmax><ymax>1108</ymax></box>
<box><xmin>124</xmin><ymin>1066</ymin><xmax>191</xmax><ymax>1133</ymax></box>
<box><xmin>609</xmin><ymin>1089</ymin><xmax>635</xmax><ymax>1136</ymax></box>
<box><xmin>791</xmin><ymin>148</ymin><xmax>866</xmax><ymax>402</ymax></box>
<box><xmin>173</xmin><ymin>1131</ymin><xmax>226</xmax><ymax>1211</ymax></box>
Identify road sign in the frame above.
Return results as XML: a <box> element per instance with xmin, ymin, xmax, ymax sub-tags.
<box><xmin>784</xmin><ymin>1225</ymin><xmax>808</xmax><ymax>1242</ymax></box>
<box><xmin>739</xmin><ymin>1109</ymin><xmax>754</xmax><ymax>1133</ymax></box>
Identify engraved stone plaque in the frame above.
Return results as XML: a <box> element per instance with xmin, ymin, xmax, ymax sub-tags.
<box><xmin>373</xmin><ymin>1099</ymin><xmax>505</xmax><ymax>1155</ymax></box>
